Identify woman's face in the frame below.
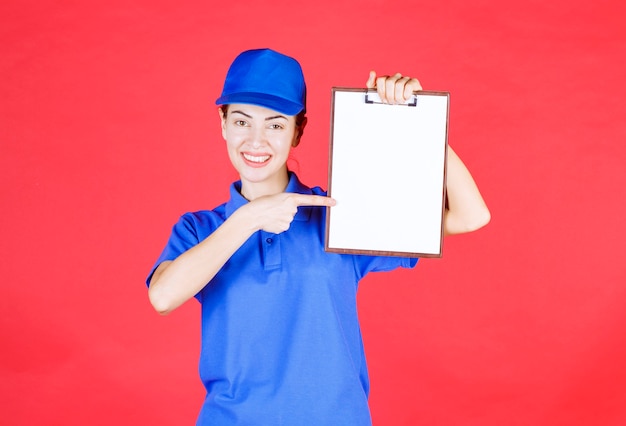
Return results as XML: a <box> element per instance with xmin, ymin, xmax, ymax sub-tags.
<box><xmin>220</xmin><ymin>103</ymin><xmax>303</xmax><ymax>199</ymax></box>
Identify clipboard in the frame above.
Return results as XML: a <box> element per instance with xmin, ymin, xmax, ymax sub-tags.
<box><xmin>324</xmin><ymin>87</ymin><xmax>449</xmax><ymax>258</ymax></box>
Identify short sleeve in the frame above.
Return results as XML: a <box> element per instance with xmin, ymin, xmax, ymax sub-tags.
<box><xmin>145</xmin><ymin>211</ymin><xmax>222</xmax><ymax>288</ymax></box>
<box><xmin>352</xmin><ymin>254</ymin><xmax>418</xmax><ymax>280</ymax></box>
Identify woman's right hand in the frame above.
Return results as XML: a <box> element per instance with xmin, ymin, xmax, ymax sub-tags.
<box><xmin>241</xmin><ymin>193</ymin><xmax>336</xmax><ymax>234</ymax></box>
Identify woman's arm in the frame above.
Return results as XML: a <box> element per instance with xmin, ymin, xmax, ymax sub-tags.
<box><xmin>148</xmin><ymin>206</ymin><xmax>258</xmax><ymax>315</ymax></box>
<box><xmin>148</xmin><ymin>192</ymin><xmax>335</xmax><ymax>315</ymax></box>
<box><xmin>443</xmin><ymin>146</ymin><xmax>490</xmax><ymax>235</ymax></box>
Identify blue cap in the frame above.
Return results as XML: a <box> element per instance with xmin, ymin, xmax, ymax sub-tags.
<box><xmin>216</xmin><ymin>48</ymin><xmax>306</xmax><ymax>116</ymax></box>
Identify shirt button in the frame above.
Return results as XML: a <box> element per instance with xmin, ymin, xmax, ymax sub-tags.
<box><xmin>266</xmin><ymin>237</ymin><xmax>273</xmax><ymax>244</ymax></box>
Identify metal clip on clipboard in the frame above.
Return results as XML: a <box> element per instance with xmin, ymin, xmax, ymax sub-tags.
<box><xmin>364</xmin><ymin>90</ymin><xmax>418</xmax><ymax>107</ymax></box>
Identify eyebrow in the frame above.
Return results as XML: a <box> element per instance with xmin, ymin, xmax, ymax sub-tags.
<box><xmin>231</xmin><ymin>110</ymin><xmax>288</xmax><ymax>121</ymax></box>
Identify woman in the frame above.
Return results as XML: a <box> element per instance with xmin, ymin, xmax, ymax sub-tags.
<box><xmin>147</xmin><ymin>48</ymin><xmax>490</xmax><ymax>425</ymax></box>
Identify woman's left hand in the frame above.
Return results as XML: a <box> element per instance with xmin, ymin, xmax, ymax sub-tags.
<box><xmin>365</xmin><ymin>71</ymin><xmax>422</xmax><ymax>104</ymax></box>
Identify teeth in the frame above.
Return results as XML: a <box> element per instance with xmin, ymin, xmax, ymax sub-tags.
<box><xmin>243</xmin><ymin>153</ymin><xmax>270</xmax><ymax>163</ymax></box>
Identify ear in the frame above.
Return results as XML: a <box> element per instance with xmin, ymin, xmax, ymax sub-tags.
<box><xmin>218</xmin><ymin>107</ymin><xmax>227</xmax><ymax>140</ymax></box>
<box><xmin>292</xmin><ymin>116</ymin><xmax>308</xmax><ymax>147</ymax></box>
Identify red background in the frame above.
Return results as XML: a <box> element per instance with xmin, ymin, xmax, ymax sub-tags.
<box><xmin>2</xmin><ymin>1</ymin><xmax>625</xmax><ymax>425</ymax></box>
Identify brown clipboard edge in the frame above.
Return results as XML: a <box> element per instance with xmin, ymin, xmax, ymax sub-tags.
<box><xmin>323</xmin><ymin>87</ymin><xmax>450</xmax><ymax>259</ymax></box>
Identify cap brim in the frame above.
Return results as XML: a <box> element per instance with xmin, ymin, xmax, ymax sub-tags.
<box><xmin>215</xmin><ymin>92</ymin><xmax>303</xmax><ymax>116</ymax></box>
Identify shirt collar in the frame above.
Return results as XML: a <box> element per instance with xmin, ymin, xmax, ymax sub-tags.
<box><xmin>224</xmin><ymin>172</ymin><xmax>313</xmax><ymax>222</ymax></box>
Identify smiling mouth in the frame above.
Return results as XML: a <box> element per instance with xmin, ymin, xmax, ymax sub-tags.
<box><xmin>242</xmin><ymin>153</ymin><xmax>271</xmax><ymax>163</ymax></box>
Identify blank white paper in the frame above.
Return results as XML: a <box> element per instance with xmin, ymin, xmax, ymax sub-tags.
<box><xmin>326</xmin><ymin>89</ymin><xmax>449</xmax><ymax>257</ymax></box>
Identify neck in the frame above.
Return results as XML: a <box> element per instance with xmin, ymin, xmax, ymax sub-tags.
<box><xmin>240</xmin><ymin>169</ymin><xmax>290</xmax><ymax>201</ymax></box>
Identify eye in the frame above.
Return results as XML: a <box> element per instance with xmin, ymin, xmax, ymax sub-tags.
<box><xmin>234</xmin><ymin>119</ymin><xmax>248</xmax><ymax>127</ymax></box>
<box><xmin>268</xmin><ymin>123</ymin><xmax>284</xmax><ymax>130</ymax></box>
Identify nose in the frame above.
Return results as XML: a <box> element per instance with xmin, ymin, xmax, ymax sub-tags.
<box><xmin>250</xmin><ymin>125</ymin><xmax>266</xmax><ymax>148</ymax></box>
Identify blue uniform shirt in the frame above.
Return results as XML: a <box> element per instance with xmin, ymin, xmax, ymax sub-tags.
<box><xmin>148</xmin><ymin>172</ymin><xmax>418</xmax><ymax>425</ymax></box>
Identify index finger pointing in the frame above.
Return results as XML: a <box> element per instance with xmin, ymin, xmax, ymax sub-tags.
<box><xmin>291</xmin><ymin>194</ymin><xmax>337</xmax><ymax>207</ymax></box>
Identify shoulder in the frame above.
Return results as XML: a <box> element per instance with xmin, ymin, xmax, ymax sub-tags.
<box><xmin>310</xmin><ymin>185</ymin><xmax>327</xmax><ymax>196</ymax></box>
<box><xmin>180</xmin><ymin>203</ymin><xmax>227</xmax><ymax>223</ymax></box>
<box><xmin>288</xmin><ymin>172</ymin><xmax>327</xmax><ymax>196</ymax></box>
<box><xmin>172</xmin><ymin>204</ymin><xmax>227</xmax><ymax>240</ymax></box>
